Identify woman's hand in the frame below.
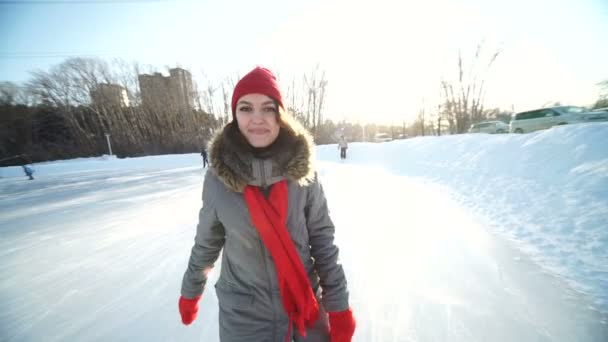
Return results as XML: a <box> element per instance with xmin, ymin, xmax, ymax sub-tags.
<box><xmin>178</xmin><ymin>295</ymin><xmax>202</xmax><ymax>325</ymax></box>
<box><xmin>328</xmin><ymin>307</ymin><xmax>356</xmax><ymax>342</ymax></box>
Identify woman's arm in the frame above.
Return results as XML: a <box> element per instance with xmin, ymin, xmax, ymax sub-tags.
<box><xmin>305</xmin><ymin>174</ymin><xmax>349</xmax><ymax>312</ymax></box>
<box><xmin>181</xmin><ymin>172</ymin><xmax>226</xmax><ymax>299</ymax></box>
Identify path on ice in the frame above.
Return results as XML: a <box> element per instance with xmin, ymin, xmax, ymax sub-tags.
<box><xmin>0</xmin><ymin>163</ymin><xmax>606</xmax><ymax>341</ymax></box>
<box><xmin>321</xmin><ymin>161</ymin><xmax>607</xmax><ymax>341</ymax></box>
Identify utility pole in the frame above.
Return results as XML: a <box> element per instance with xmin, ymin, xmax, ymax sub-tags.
<box><xmin>437</xmin><ymin>103</ymin><xmax>442</xmax><ymax>136</ymax></box>
<box><xmin>105</xmin><ymin>133</ymin><xmax>113</xmax><ymax>156</ymax></box>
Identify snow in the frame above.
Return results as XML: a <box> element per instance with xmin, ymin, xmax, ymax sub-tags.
<box><xmin>1</xmin><ymin>122</ymin><xmax>607</xmax><ymax>341</ymax></box>
<box><xmin>316</xmin><ymin>123</ymin><xmax>608</xmax><ymax>315</ymax></box>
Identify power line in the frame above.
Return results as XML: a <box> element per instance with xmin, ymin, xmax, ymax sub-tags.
<box><xmin>0</xmin><ymin>51</ymin><xmax>125</xmax><ymax>58</ymax></box>
<box><xmin>0</xmin><ymin>0</ymin><xmax>176</xmax><ymax>4</ymax></box>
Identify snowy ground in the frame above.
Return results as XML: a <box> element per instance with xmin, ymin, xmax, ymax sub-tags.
<box><xmin>1</xmin><ymin>123</ymin><xmax>607</xmax><ymax>341</ymax></box>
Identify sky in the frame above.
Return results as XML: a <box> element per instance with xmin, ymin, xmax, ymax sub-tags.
<box><xmin>1</xmin><ymin>0</ymin><xmax>607</xmax><ymax>123</ymax></box>
<box><xmin>1</xmin><ymin>122</ymin><xmax>607</xmax><ymax>341</ymax></box>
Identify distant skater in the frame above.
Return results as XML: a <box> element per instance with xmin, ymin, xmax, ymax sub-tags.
<box><xmin>338</xmin><ymin>135</ymin><xmax>348</xmax><ymax>160</ymax></box>
<box><xmin>22</xmin><ymin>165</ymin><xmax>34</xmax><ymax>180</ymax></box>
<box><xmin>201</xmin><ymin>147</ymin><xmax>209</xmax><ymax>168</ymax></box>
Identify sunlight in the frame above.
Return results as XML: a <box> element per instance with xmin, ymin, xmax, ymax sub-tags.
<box><xmin>260</xmin><ymin>0</ymin><xmax>460</xmax><ymax>124</ymax></box>
<box><xmin>255</xmin><ymin>0</ymin><xmax>605</xmax><ymax>123</ymax></box>
<box><xmin>487</xmin><ymin>40</ymin><xmax>596</xmax><ymax>111</ymax></box>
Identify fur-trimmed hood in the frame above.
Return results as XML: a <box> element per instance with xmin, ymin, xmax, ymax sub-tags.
<box><xmin>209</xmin><ymin>118</ymin><xmax>315</xmax><ymax>192</ymax></box>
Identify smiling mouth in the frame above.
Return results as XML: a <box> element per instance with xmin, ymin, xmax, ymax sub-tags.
<box><xmin>248</xmin><ymin>129</ymin><xmax>269</xmax><ymax>134</ymax></box>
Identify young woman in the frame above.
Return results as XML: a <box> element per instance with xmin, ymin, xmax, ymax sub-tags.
<box><xmin>178</xmin><ymin>67</ymin><xmax>355</xmax><ymax>342</ymax></box>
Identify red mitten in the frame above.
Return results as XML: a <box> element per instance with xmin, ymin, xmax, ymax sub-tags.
<box><xmin>328</xmin><ymin>307</ymin><xmax>356</xmax><ymax>342</ymax></box>
<box><xmin>178</xmin><ymin>295</ymin><xmax>201</xmax><ymax>325</ymax></box>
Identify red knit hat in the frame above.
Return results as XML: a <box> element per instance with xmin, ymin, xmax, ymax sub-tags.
<box><xmin>231</xmin><ymin>66</ymin><xmax>284</xmax><ymax>119</ymax></box>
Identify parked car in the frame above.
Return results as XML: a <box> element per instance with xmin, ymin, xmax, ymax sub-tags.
<box><xmin>374</xmin><ymin>133</ymin><xmax>392</xmax><ymax>142</ymax></box>
<box><xmin>468</xmin><ymin>121</ymin><xmax>509</xmax><ymax>134</ymax></box>
<box><xmin>509</xmin><ymin>106</ymin><xmax>606</xmax><ymax>133</ymax></box>
<box><xmin>586</xmin><ymin>108</ymin><xmax>608</xmax><ymax>121</ymax></box>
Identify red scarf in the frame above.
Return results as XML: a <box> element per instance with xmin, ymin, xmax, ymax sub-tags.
<box><xmin>243</xmin><ymin>180</ymin><xmax>320</xmax><ymax>338</ymax></box>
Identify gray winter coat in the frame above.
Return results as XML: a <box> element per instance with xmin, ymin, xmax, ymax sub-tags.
<box><xmin>181</xmin><ymin>121</ymin><xmax>350</xmax><ymax>342</ymax></box>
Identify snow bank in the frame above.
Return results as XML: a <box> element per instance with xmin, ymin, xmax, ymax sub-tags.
<box><xmin>317</xmin><ymin>122</ymin><xmax>608</xmax><ymax>313</ymax></box>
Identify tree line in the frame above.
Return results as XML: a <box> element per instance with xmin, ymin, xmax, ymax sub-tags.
<box><xmin>0</xmin><ymin>58</ymin><xmax>220</xmax><ymax>165</ymax></box>
<box><xmin>2</xmin><ymin>43</ymin><xmax>604</xmax><ymax>166</ymax></box>
<box><xmin>0</xmin><ymin>58</ymin><xmax>399</xmax><ymax>165</ymax></box>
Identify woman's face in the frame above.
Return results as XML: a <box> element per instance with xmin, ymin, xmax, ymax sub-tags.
<box><xmin>235</xmin><ymin>93</ymin><xmax>280</xmax><ymax>148</ymax></box>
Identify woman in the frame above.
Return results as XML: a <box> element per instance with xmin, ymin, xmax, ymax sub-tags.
<box><xmin>179</xmin><ymin>67</ymin><xmax>355</xmax><ymax>342</ymax></box>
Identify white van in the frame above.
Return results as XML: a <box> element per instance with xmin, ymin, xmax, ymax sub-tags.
<box><xmin>509</xmin><ymin>106</ymin><xmax>582</xmax><ymax>133</ymax></box>
<box><xmin>374</xmin><ymin>133</ymin><xmax>392</xmax><ymax>142</ymax></box>
<box><xmin>468</xmin><ymin>121</ymin><xmax>509</xmax><ymax>134</ymax></box>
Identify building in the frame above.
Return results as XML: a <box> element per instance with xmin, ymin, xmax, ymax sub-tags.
<box><xmin>138</xmin><ymin>68</ymin><xmax>195</xmax><ymax>113</ymax></box>
<box><xmin>90</xmin><ymin>83</ymin><xmax>130</xmax><ymax>108</ymax></box>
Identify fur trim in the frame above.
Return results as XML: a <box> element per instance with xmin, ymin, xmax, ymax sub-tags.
<box><xmin>209</xmin><ymin>116</ymin><xmax>315</xmax><ymax>193</ymax></box>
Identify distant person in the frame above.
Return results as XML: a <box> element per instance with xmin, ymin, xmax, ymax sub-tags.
<box><xmin>178</xmin><ymin>66</ymin><xmax>355</xmax><ymax>341</ymax></box>
<box><xmin>22</xmin><ymin>165</ymin><xmax>34</xmax><ymax>180</ymax></box>
<box><xmin>338</xmin><ymin>135</ymin><xmax>348</xmax><ymax>160</ymax></box>
<box><xmin>200</xmin><ymin>147</ymin><xmax>209</xmax><ymax>168</ymax></box>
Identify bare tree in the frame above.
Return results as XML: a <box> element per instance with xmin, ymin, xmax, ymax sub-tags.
<box><xmin>0</xmin><ymin>81</ymin><xmax>30</xmax><ymax>106</ymax></box>
<box><xmin>593</xmin><ymin>79</ymin><xmax>608</xmax><ymax>109</ymax></box>
<box><xmin>301</xmin><ymin>64</ymin><xmax>328</xmax><ymax>138</ymax></box>
<box><xmin>112</xmin><ymin>58</ymin><xmax>142</xmax><ymax>106</ymax></box>
<box><xmin>440</xmin><ymin>41</ymin><xmax>502</xmax><ymax>133</ymax></box>
<box><xmin>28</xmin><ymin>67</ymin><xmax>70</xmax><ymax>108</ymax></box>
<box><xmin>221</xmin><ymin>83</ymin><xmax>230</xmax><ymax>118</ymax></box>
<box><xmin>221</xmin><ymin>74</ymin><xmax>239</xmax><ymax>123</ymax></box>
<box><xmin>316</xmin><ymin>76</ymin><xmax>327</xmax><ymax>130</ymax></box>
<box><xmin>414</xmin><ymin>99</ymin><xmax>426</xmax><ymax>136</ymax></box>
<box><xmin>304</xmin><ymin>74</ymin><xmax>314</xmax><ymax>128</ymax></box>
<box><xmin>597</xmin><ymin>79</ymin><xmax>608</xmax><ymax>98</ymax></box>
